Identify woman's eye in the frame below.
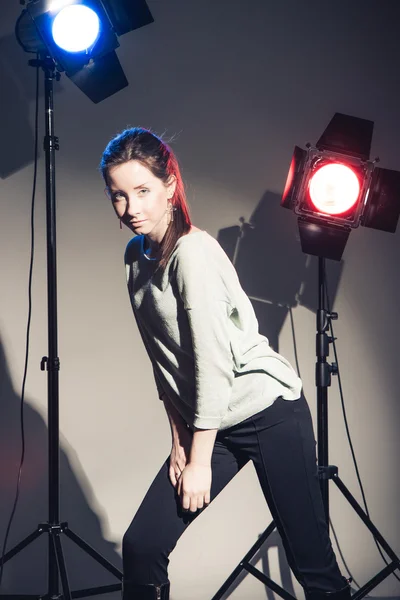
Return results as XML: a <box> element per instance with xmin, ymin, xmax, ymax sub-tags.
<box><xmin>113</xmin><ymin>193</ymin><xmax>125</xmax><ymax>202</ymax></box>
<box><xmin>139</xmin><ymin>188</ymin><xmax>149</xmax><ymax>195</ymax></box>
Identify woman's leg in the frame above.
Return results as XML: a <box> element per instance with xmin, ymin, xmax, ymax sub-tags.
<box><xmin>223</xmin><ymin>393</ymin><xmax>348</xmax><ymax>595</ymax></box>
<box><xmin>122</xmin><ymin>437</ymin><xmax>248</xmax><ymax>590</ymax></box>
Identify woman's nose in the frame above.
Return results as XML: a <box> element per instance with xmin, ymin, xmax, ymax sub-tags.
<box><xmin>125</xmin><ymin>195</ymin><xmax>142</xmax><ymax>216</ymax></box>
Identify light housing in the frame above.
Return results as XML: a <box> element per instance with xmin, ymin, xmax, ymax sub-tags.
<box><xmin>16</xmin><ymin>0</ymin><xmax>154</xmax><ymax>103</ymax></box>
<box><xmin>282</xmin><ymin>113</ymin><xmax>400</xmax><ymax>260</ymax></box>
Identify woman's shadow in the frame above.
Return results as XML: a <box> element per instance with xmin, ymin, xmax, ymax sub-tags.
<box><xmin>0</xmin><ymin>334</ymin><xmax>122</xmax><ymax>598</ymax></box>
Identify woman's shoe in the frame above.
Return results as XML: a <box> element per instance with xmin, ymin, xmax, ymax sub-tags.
<box><xmin>122</xmin><ymin>581</ymin><xmax>170</xmax><ymax>600</ymax></box>
<box><xmin>305</xmin><ymin>581</ymin><xmax>352</xmax><ymax>600</ymax></box>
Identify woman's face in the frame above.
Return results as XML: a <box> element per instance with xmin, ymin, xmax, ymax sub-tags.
<box><xmin>107</xmin><ymin>160</ymin><xmax>176</xmax><ymax>239</ymax></box>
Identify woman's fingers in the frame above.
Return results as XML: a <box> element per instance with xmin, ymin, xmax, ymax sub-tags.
<box><xmin>169</xmin><ymin>468</ymin><xmax>177</xmax><ymax>488</ymax></box>
<box><xmin>182</xmin><ymin>493</ymin><xmax>206</xmax><ymax>513</ymax></box>
<box><xmin>180</xmin><ymin>488</ymin><xmax>206</xmax><ymax>512</ymax></box>
<box><xmin>169</xmin><ymin>448</ymin><xmax>185</xmax><ymax>488</ymax></box>
<box><xmin>170</xmin><ymin>465</ymin><xmax>183</xmax><ymax>488</ymax></box>
<box><xmin>178</xmin><ymin>464</ymin><xmax>212</xmax><ymax>513</ymax></box>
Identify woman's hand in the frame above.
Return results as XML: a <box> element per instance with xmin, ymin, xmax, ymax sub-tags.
<box><xmin>169</xmin><ymin>427</ymin><xmax>193</xmax><ymax>489</ymax></box>
<box><xmin>177</xmin><ymin>462</ymin><xmax>212</xmax><ymax>513</ymax></box>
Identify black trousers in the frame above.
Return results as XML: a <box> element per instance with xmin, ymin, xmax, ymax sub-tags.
<box><xmin>123</xmin><ymin>393</ymin><xmax>345</xmax><ymax>592</ymax></box>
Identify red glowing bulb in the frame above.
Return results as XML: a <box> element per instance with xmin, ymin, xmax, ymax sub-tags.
<box><xmin>309</xmin><ymin>163</ymin><xmax>360</xmax><ymax>215</ymax></box>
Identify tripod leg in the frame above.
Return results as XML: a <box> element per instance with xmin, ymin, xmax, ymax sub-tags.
<box><xmin>211</xmin><ymin>521</ymin><xmax>280</xmax><ymax>600</ymax></box>
<box><xmin>352</xmin><ymin>563</ymin><xmax>400</xmax><ymax>600</ymax></box>
<box><xmin>333</xmin><ymin>474</ymin><xmax>400</xmax><ymax>564</ymax></box>
<box><xmin>332</xmin><ymin>473</ymin><xmax>400</xmax><ymax>599</ymax></box>
<box><xmin>51</xmin><ymin>532</ymin><xmax>72</xmax><ymax>600</ymax></box>
<box><xmin>1</xmin><ymin>528</ymin><xmax>44</xmax><ymax>564</ymax></box>
<box><xmin>63</xmin><ymin>527</ymin><xmax>122</xmax><ymax>580</ymax></box>
<box><xmin>49</xmin><ymin>533</ymin><xmax>59</xmax><ymax>599</ymax></box>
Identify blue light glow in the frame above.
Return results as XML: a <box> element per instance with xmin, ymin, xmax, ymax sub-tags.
<box><xmin>52</xmin><ymin>4</ymin><xmax>100</xmax><ymax>53</ymax></box>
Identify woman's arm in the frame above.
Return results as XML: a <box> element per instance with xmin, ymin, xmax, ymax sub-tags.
<box><xmin>161</xmin><ymin>393</ymin><xmax>189</xmax><ymax>439</ymax></box>
<box><xmin>178</xmin><ymin>428</ymin><xmax>217</xmax><ymax>512</ymax></box>
<box><xmin>162</xmin><ymin>393</ymin><xmax>194</xmax><ymax>490</ymax></box>
<box><xmin>189</xmin><ymin>428</ymin><xmax>218</xmax><ymax>466</ymax></box>
<box><xmin>162</xmin><ymin>393</ymin><xmax>217</xmax><ymax>464</ymax></box>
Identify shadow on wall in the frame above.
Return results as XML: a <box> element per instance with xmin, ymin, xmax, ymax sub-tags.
<box><xmin>217</xmin><ymin>190</ymin><xmax>343</xmax><ymax>354</ymax></box>
<box><xmin>218</xmin><ymin>530</ymin><xmax>296</xmax><ymax>600</ymax></box>
<box><xmin>214</xmin><ymin>190</ymin><xmax>343</xmax><ymax>597</ymax></box>
<box><xmin>217</xmin><ymin>191</ymin><xmax>400</xmax><ymax>598</ymax></box>
<box><xmin>0</xmin><ymin>33</ymin><xmax>65</xmax><ymax>179</ymax></box>
<box><xmin>220</xmin><ymin>527</ymin><xmax>400</xmax><ymax>600</ymax></box>
<box><xmin>0</xmin><ymin>335</ymin><xmax>121</xmax><ymax>596</ymax></box>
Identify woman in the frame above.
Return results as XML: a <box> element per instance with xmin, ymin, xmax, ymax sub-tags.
<box><xmin>100</xmin><ymin>128</ymin><xmax>351</xmax><ymax>600</ymax></box>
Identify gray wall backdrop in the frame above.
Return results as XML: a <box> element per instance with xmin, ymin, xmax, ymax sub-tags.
<box><xmin>0</xmin><ymin>1</ymin><xmax>399</xmax><ymax>599</ymax></box>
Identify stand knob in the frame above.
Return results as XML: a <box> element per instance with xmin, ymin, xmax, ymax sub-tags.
<box><xmin>330</xmin><ymin>362</ymin><xmax>338</xmax><ymax>375</ymax></box>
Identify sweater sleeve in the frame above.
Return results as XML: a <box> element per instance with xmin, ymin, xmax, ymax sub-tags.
<box><xmin>175</xmin><ymin>240</ymin><xmax>235</xmax><ymax>429</ymax></box>
<box><xmin>124</xmin><ymin>238</ymin><xmax>166</xmax><ymax>400</ymax></box>
<box><xmin>133</xmin><ymin>308</ymin><xmax>166</xmax><ymax>401</ymax></box>
<box><xmin>152</xmin><ymin>364</ymin><xmax>166</xmax><ymax>400</ymax></box>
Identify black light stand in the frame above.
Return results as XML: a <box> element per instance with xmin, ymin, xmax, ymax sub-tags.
<box><xmin>211</xmin><ymin>225</ymin><xmax>400</xmax><ymax>600</ymax></box>
<box><xmin>314</xmin><ymin>255</ymin><xmax>399</xmax><ymax>600</ymax></box>
<box><xmin>0</xmin><ymin>55</ymin><xmax>122</xmax><ymax>600</ymax></box>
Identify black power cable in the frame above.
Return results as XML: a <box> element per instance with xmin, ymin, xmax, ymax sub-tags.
<box><xmin>0</xmin><ymin>55</ymin><xmax>40</xmax><ymax>590</ymax></box>
<box><xmin>324</xmin><ymin>261</ymin><xmax>400</xmax><ymax>587</ymax></box>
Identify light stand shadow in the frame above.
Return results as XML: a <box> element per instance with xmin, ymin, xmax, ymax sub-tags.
<box><xmin>218</xmin><ymin>530</ymin><xmax>295</xmax><ymax>600</ymax></box>
<box><xmin>217</xmin><ymin>189</ymin><xmax>343</xmax><ymax>354</ymax></box>
<box><xmin>0</xmin><ymin>334</ymin><xmax>121</xmax><ymax>597</ymax></box>
<box><xmin>0</xmin><ymin>33</ymin><xmax>65</xmax><ymax>179</ymax></box>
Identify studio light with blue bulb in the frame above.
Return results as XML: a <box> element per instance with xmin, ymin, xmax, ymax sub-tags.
<box><xmin>16</xmin><ymin>0</ymin><xmax>154</xmax><ymax>102</ymax></box>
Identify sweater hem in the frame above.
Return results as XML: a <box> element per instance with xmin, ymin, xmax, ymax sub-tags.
<box><xmin>192</xmin><ymin>415</ymin><xmax>223</xmax><ymax>429</ymax></box>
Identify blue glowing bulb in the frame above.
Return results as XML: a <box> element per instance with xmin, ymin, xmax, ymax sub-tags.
<box><xmin>52</xmin><ymin>5</ymin><xmax>100</xmax><ymax>53</ymax></box>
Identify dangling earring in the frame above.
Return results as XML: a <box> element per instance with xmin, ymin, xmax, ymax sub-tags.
<box><xmin>119</xmin><ymin>218</ymin><xmax>123</xmax><ymax>230</ymax></box>
<box><xmin>168</xmin><ymin>201</ymin><xmax>176</xmax><ymax>224</ymax></box>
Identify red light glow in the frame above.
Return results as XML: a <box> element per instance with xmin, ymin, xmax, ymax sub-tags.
<box><xmin>283</xmin><ymin>156</ymin><xmax>296</xmax><ymax>203</ymax></box>
<box><xmin>309</xmin><ymin>163</ymin><xmax>360</xmax><ymax>215</ymax></box>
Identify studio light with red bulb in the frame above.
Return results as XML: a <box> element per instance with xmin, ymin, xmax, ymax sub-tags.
<box><xmin>277</xmin><ymin>114</ymin><xmax>400</xmax><ymax>600</ymax></box>
<box><xmin>282</xmin><ymin>113</ymin><xmax>400</xmax><ymax>260</ymax></box>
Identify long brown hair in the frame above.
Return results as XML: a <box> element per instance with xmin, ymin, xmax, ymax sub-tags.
<box><xmin>100</xmin><ymin>127</ymin><xmax>192</xmax><ymax>271</ymax></box>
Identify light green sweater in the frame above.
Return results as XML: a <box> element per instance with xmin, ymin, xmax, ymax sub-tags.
<box><xmin>124</xmin><ymin>230</ymin><xmax>302</xmax><ymax>431</ymax></box>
